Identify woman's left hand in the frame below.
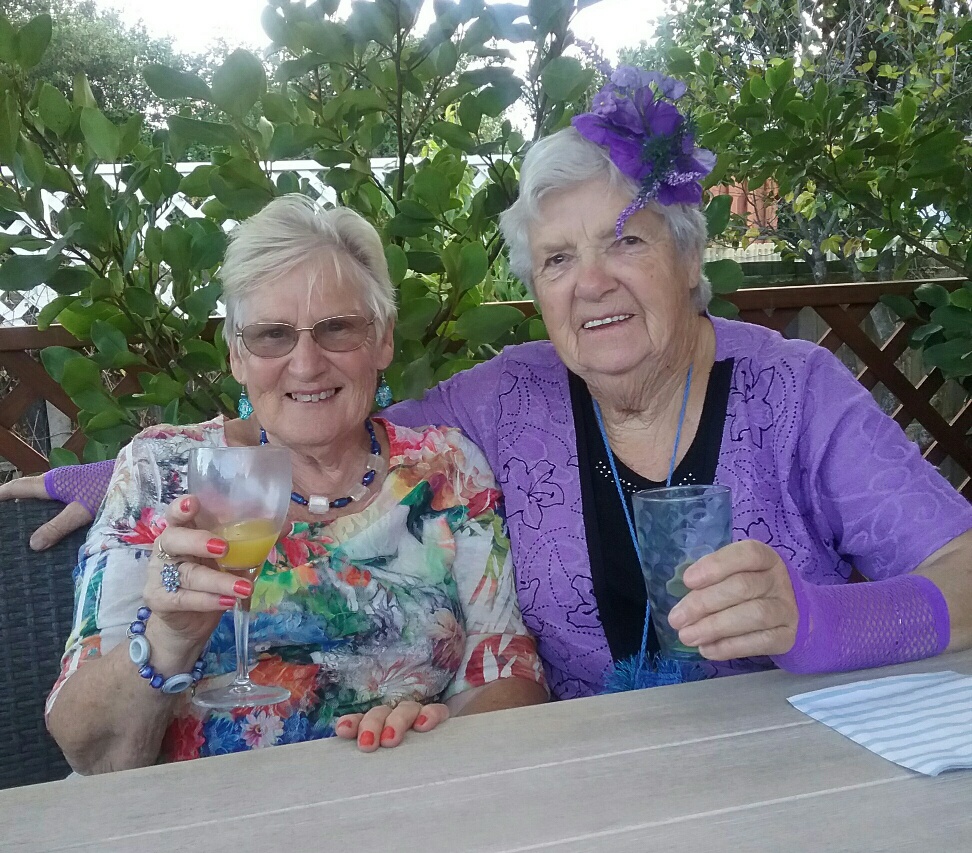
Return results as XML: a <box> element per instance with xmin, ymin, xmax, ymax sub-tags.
<box><xmin>335</xmin><ymin>701</ymin><xmax>450</xmax><ymax>752</ymax></box>
<box><xmin>667</xmin><ymin>540</ymin><xmax>799</xmax><ymax>660</ymax></box>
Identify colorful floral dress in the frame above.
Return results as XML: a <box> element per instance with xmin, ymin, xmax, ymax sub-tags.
<box><xmin>47</xmin><ymin>417</ymin><xmax>545</xmax><ymax>762</ymax></box>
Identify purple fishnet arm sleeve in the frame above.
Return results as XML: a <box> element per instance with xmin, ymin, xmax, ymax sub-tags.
<box><xmin>771</xmin><ymin>560</ymin><xmax>950</xmax><ymax>675</ymax></box>
<box><xmin>43</xmin><ymin>460</ymin><xmax>115</xmax><ymax>517</ymax></box>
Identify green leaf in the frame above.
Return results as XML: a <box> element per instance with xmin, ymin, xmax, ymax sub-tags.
<box><xmin>73</xmin><ymin>73</ymin><xmax>97</xmax><ymax>109</ymax></box>
<box><xmin>911</xmin><ymin>323</ymin><xmax>943</xmax><ymax>344</ymax></box>
<box><xmin>189</xmin><ymin>230</ymin><xmax>227</xmax><ymax>270</ymax></box>
<box><xmin>540</xmin><ymin>56</ymin><xmax>594</xmax><ymax>102</ymax></box>
<box><xmin>456</xmin><ymin>242</ymin><xmax>488</xmax><ymax>292</ymax></box>
<box><xmin>0</xmin><ymin>253</ymin><xmax>61</xmax><ymax>291</ymax></box>
<box><xmin>396</xmin><ymin>352</ymin><xmax>435</xmax><ymax>399</ymax></box>
<box><xmin>40</xmin><ymin>346</ymin><xmax>83</xmax><ymax>383</ymax></box>
<box><xmin>914</xmin><ymin>282</ymin><xmax>950</xmax><ymax>309</ymax></box>
<box><xmin>168</xmin><ymin>115</ymin><xmax>240</xmax><ymax>149</ymax></box>
<box><xmin>123</xmin><ymin>287</ymin><xmax>157</xmax><ymax>317</ymax></box>
<box><xmin>47</xmin><ymin>266</ymin><xmax>93</xmax><ymax>296</ymax></box>
<box><xmin>261</xmin><ymin>92</ymin><xmax>296</xmax><ymax>123</ymax></box>
<box><xmin>923</xmin><ymin>338</ymin><xmax>972</xmax><ymax>379</ymax></box>
<box><xmin>706</xmin><ymin>295</ymin><xmax>739</xmax><ymax>318</ymax></box>
<box><xmin>385</xmin><ymin>244</ymin><xmax>408</xmax><ymax>286</ymax></box>
<box><xmin>0</xmin><ymin>91</ymin><xmax>21</xmax><ymax>166</ymax></box>
<box><xmin>477</xmin><ymin>77</ymin><xmax>524</xmax><ymax>117</ymax></box>
<box><xmin>396</xmin><ymin>295</ymin><xmax>441</xmax><ymax>340</ymax></box>
<box><xmin>38</xmin><ymin>83</ymin><xmax>73</xmax><ymax>137</ymax></box>
<box><xmin>667</xmin><ymin>47</ymin><xmax>695</xmax><ymax>74</ymax></box>
<box><xmin>431</xmin><ymin>121</ymin><xmax>477</xmax><ymax>152</ymax></box>
<box><xmin>17</xmin><ymin>13</ymin><xmax>52</xmax><ymax>69</ymax></box>
<box><xmin>454</xmin><ymin>304</ymin><xmax>523</xmax><ymax>346</ymax></box>
<box><xmin>48</xmin><ymin>447</ymin><xmax>80</xmax><ymax>468</ymax></box>
<box><xmin>879</xmin><ymin>294</ymin><xmax>918</xmax><ymax>321</ymax></box>
<box><xmin>143</xmin><ymin>64</ymin><xmax>210</xmax><ymax>101</ymax></box>
<box><xmin>749</xmin><ymin>75</ymin><xmax>771</xmax><ymax>100</ymax></box>
<box><xmin>0</xmin><ymin>15</ymin><xmax>15</xmax><ymax>63</ymax></box>
<box><xmin>413</xmin><ymin>167</ymin><xmax>453</xmax><ymax>212</ymax></box>
<box><xmin>703</xmin><ymin>259</ymin><xmax>745</xmax><ymax>294</ymax></box>
<box><xmin>929</xmin><ymin>305</ymin><xmax>972</xmax><ymax>336</ymax></box>
<box><xmin>210</xmin><ymin>50</ymin><xmax>267</xmax><ymax>119</ymax></box>
<box><xmin>36</xmin><ymin>295</ymin><xmax>76</xmax><ymax>330</ymax></box>
<box><xmin>90</xmin><ymin>319</ymin><xmax>129</xmax><ymax>359</ymax></box>
<box><xmin>80</xmin><ymin>108</ymin><xmax>121</xmax><ymax>161</ymax></box>
<box><xmin>407</xmin><ymin>251</ymin><xmax>445</xmax><ymax>274</ymax></box>
<box><xmin>60</xmin><ymin>355</ymin><xmax>101</xmax><ymax>397</ymax></box>
<box><xmin>766</xmin><ymin>60</ymin><xmax>793</xmax><ymax>92</ymax></box>
<box><xmin>950</xmin><ymin>288</ymin><xmax>972</xmax><ymax>311</ymax></box>
<box><xmin>183</xmin><ymin>281</ymin><xmax>222</xmax><ymax>321</ymax></box>
<box><xmin>162</xmin><ymin>225</ymin><xmax>192</xmax><ymax>270</ymax></box>
<box><xmin>295</xmin><ymin>20</ymin><xmax>353</xmax><ymax>63</ymax></box>
<box><xmin>432</xmin><ymin>40</ymin><xmax>459</xmax><ymax>76</ymax></box>
<box><xmin>704</xmin><ymin>195</ymin><xmax>732</xmax><ymax>239</ymax></box>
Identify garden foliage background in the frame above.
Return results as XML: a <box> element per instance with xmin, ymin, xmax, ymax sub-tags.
<box><xmin>0</xmin><ymin>0</ymin><xmax>969</xmax><ymax>465</ymax></box>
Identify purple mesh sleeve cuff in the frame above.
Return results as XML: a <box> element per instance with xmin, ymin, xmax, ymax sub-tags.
<box><xmin>43</xmin><ymin>460</ymin><xmax>115</xmax><ymax>517</ymax></box>
<box><xmin>772</xmin><ymin>561</ymin><xmax>950</xmax><ymax>675</ymax></box>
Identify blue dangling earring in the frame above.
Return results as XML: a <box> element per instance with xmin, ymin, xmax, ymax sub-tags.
<box><xmin>375</xmin><ymin>373</ymin><xmax>393</xmax><ymax>408</ymax></box>
<box><xmin>237</xmin><ymin>387</ymin><xmax>253</xmax><ymax>420</ymax></box>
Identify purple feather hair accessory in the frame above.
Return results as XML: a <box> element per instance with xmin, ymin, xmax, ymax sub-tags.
<box><xmin>572</xmin><ymin>66</ymin><xmax>716</xmax><ymax>237</ymax></box>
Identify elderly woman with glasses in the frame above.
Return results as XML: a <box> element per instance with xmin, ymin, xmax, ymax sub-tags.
<box><xmin>41</xmin><ymin>194</ymin><xmax>546</xmax><ymax>773</ymax></box>
<box><xmin>13</xmin><ymin>68</ymin><xmax>972</xmax><ymax>707</ymax></box>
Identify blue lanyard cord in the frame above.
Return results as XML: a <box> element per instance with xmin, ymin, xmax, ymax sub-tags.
<box><xmin>591</xmin><ymin>364</ymin><xmax>693</xmax><ymax>667</ymax></box>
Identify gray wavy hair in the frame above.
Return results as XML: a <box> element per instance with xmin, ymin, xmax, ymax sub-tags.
<box><xmin>221</xmin><ymin>194</ymin><xmax>397</xmax><ymax>350</ymax></box>
<box><xmin>499</xmin><ymin>127</ymin><xmax>711</xmax><ymax>311</ymax></box>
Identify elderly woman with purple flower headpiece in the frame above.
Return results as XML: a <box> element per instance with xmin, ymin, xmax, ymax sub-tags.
<box><xmin>10</xmin><ymin>68</ymin><xmax>972</xmax><ymax>702</ymax></box>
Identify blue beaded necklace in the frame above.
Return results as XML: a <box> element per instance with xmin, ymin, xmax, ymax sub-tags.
<box><xmin>259</xmin><ymin>418</ymin><xmax>383</xmax><ymax>514</ymax></box>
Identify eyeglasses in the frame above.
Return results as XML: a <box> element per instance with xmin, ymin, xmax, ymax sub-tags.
<box><xmin>237</xmin><ymin>315</ymin><xmax>375</xmax><ymax>358</ymax></box>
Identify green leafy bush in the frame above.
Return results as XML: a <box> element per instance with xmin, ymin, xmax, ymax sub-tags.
<box><xmin>0</xmin><ymin>0</ymin><xmax>745</xmax><ymax>462</ymax></box>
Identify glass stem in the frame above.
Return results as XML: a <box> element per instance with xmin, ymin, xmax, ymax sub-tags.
<box><xmin>232</xmin><ymin>596</ymin><xmax>252</xmax><ymax>687</ymax></box>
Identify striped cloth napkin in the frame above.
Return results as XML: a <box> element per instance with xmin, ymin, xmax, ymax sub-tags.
<box><xmin>787</xmin><ymin>670</ymin><xmax>972</xmax><ymax>777</ymax></box>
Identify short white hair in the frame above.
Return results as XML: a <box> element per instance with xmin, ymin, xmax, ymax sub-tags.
<box><xmin>221</xmin><ymin>194</ymin><xmax>397</xmax><ymax>348</ymax></box>
<box><xmin>499</xmin><ymin>127</ymin><xmax>711</xmax><ymax>310</ymax></box>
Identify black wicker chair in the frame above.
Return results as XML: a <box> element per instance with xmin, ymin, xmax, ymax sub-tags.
<box><xmin>1</xmin><ymin>500</ymin><xmax>89</xmax><ymax>788</ymax></box>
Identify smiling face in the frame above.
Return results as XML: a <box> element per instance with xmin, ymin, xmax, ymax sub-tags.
<box><xmin>529</xmin><ymin>179</ymin><xmax>701</xmax><ymax>385</ymax></box>
<box><xmin>228</xmin><ymin>255</ymin><xmax>394</xmax><ymax>454</ymax></box>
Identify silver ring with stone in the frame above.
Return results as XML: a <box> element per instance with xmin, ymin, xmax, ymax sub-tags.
<box><xmin>160</xmin><ymin>562</ymin><xmax>182</xmax><ymax>593</ymax></box>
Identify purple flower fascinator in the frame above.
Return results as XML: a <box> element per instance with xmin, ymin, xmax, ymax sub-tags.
<box><xmin>572</xmin><ymin>67</ymin><xmax>716</xmax><ymax>237</ymax></box>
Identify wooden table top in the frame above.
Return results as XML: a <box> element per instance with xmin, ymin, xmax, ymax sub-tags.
<box><xmin>4</xmin><ymin>650</ymin><xmax>971</xmax><ymax>853</ymax></box>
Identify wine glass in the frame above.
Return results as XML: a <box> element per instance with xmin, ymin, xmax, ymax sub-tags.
<box><xmin>188</xmin><ymin>445</ymin><xmax>292</xmax><ymax>710</ymax></box>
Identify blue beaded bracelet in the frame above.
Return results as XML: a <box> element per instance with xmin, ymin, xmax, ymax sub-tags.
<box><xmin>127</xmin><ymin>606</ymin><xmax>207</xmax><ymax>695</ymax></box>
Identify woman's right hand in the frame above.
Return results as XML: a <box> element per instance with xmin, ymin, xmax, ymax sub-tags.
<box><xmin>143</xmin><ymin>496</ymin><xmax>253</xmax><ymax>651</ymax></box>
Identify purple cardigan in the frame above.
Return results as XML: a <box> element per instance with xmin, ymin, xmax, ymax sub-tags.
<box><xmin>390</xmin><ymin>317</ymin><xmax>972</xmax><ymax>699</ymax></box>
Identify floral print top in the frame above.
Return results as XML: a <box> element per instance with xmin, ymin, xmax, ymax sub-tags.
<box><xmin>47</xmin><ymin>417</ymin><xmax>545</xmax><ymax>763</ymax></box>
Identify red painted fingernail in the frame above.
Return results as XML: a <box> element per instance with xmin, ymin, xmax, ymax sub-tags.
<box><xmin>180</xmin><ymin>498</ymin><xmax>192</xmax><ymax>513</ymax></box>
<box><xmin>207</xmin><ymin>538</ymin><xmax>228</xmax><ymax>556</ymax></box>
<box><xmin>233</xmin><ymin>579</ymin><xmax>253</xmax><ymax>596</ymax></box>
<box><xmin>359</xmin><ymin>731</ymin><xmax>375</xmax><ymax>747</ymax></box>
<box><xmin>416</xmin><ymin>715</ymin><xmax>428</xmax><ymax>727</ymax></box>
<box><xmin>381</xmin><ymin>726</ymin><xmax>395</xmax><ymax>742</ymax></box>
<box><xmin>337</xmin><ymin>719</ymin><xmax>353</xmax><ymax>729</ymax></box>
<box><xmin>218</xmin><ymin>595</ymin><xmax>235</xmax><ymax>608</ymax></box>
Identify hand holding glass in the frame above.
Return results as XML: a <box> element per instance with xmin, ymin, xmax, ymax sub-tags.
<box><xmin>633</xmin><ymin>485</ymin><xmax>732</xmax><ymax>660</ymax></box>
<box><xmin>188</xmin><ymin>446</ymin><xmax>292</xmax><ymax>709</ymax></box>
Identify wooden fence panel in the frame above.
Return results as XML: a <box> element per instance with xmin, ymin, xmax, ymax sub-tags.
<box><xmin>1</xmin><ymin>279</ymin><xmax>969</xmax><ymax>498</ymax></box>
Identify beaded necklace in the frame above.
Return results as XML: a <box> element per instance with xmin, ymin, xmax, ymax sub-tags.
<box><xmin>259</xmin><ymin>418</ymin><xmax>384</xmax><ymax>514</ymax></box>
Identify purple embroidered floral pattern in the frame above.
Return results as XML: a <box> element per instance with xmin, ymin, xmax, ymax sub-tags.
<box><xmin>390</xmin><ymin>317</ymin><xmax>972</xmax><ymax>699</ymax></box>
